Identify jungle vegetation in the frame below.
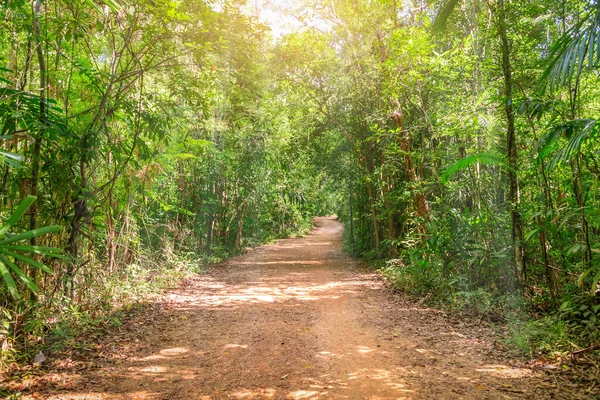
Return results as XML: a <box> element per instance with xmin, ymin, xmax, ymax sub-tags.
<box><xmin>1</xmin><ymin>0</ymin><xmax>599</xmax><ymax>364</ymax></box>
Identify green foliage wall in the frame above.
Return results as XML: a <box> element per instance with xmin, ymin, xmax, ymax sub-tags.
<box><xmin>0</xmin><ymin>0</ymin><xmax>335</xmax><ymax>359</ymax></box>
<box><xmin>272</xmin><ymin>0</ymin><xmax>600</xmax><ymax>346</ymax></box>
<box><xmin>2</xmin><ymin>0</ymin><xmax>600</xmax><ymax>360</ymax></box>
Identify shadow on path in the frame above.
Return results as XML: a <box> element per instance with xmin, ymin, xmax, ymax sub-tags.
<box><xmin>42</xmin><ymin>217</ymin><xmax>565</xmax><ymax>400</ymax></box>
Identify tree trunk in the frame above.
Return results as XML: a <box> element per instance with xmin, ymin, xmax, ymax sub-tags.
<box><xmin>106</xmin><ymin>190</ymin><xmax>116</xmax><ymax>273</ymax></box>
<box><xmin>366</xmin><ymin>181</ymin><xmax>380</xmax><ymax>256</ymax></box>
<box><xmin>28</xmin><ymin>0</ymin><xmax>45</xmax><ymax>292</ymax></box>
<box><xmin>349</xmin><ymin>188</ymin><xmax>355</xmax><ymax>245</ymax></box>
<box><xmin>391</xmin><ymin>103</ymin><xmax>429</xmax><ymax>221</ymax></box>
<box><xmin>380</xmin><ymin>150</ymin><xmax>396</xmax><ymax>256</ymax></box>
<box><xmin>66</xmin><ymin>149</ymin><xmax>88</xmax><ymax>297</ymax></box>
<box><xmin>498</xmin><ymin>0</ymin><xmax>526</xmax><ymax>289</ymax></box>
<box><xmin>570</xmin><ymin>156</ymin><xmax>592</xmax><ymax>265</ymax></box>
<box><xmin>235</xmin><ymin>200</ymin><xmax>248</xmax><ymax>251</ymax></box>
<box><xmin>206</xmin><ymin>181</ymin><xmax>217</xmax><ymax>253</ymax></box>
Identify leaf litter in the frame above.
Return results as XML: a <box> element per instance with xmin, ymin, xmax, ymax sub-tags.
<box><xmin>2</xmin><ymin>217</ymin><xmax>598</xmax><ymax>399</ymax></box>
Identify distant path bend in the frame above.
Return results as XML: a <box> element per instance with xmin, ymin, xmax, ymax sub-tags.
<box><xmin>48</xmin><ymin>217</ymin><xmax>563</xmax><ymax>399</ymax></box>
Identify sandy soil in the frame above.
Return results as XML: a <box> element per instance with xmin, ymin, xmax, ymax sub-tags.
<box><xmin>34</xmin><ymin>217</ymin><xmax>586</xmax><ymax>399</ymax></box>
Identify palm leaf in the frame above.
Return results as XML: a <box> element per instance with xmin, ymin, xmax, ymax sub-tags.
<box><xmin>0</xmin><ymin>196</ymin><xmax>36</xmax><ymax>237</ymax></box>
<box><xmin>3</xmin><ymin>251</ymin><xmax>53</xmax><ymax>274</ymax></box>
<box><xmin>0</xmin><ymin>197</ymin><xmax>62</xmax><ymax>298</ymax></box>
<box><xmin>441</xmin><ymin>152</ymin><xmax>504</xmax><ymax>184</ymax></box>
<box><xmin>591</xmin><ymin>269</ymin><xmax>600</xmax><ymax>295</ymax></box>
<box><xmin>541</xmin><ymin>7</ymin><xmax>600</xmax><ymax>90</ymax></box>
<box><xmin>0</xmin><ymin>259</ymin><xmax>18</xmax><ymax>298</ymax></box>
<box><xmin>578</xmin><ymin>265</ymin><xmax>600</xmax><ymax>295</ymax></box>
<box><xmin>0</xmin><ymin>151</ymin><xmax>23</xmax><ymax>162</ymax></box>
<box><xmin>102</xmin><ymin>0</ymin><xmax>121</xmax><ymax>12</ymax></box>
<box><xmin>4</xmin><ymin>245</ymin><xmax>64</xmax><ymax>258</ymax></box>
<box><xmin>0</xmin><ymin>225</ymin><xmax>62</xmax><ymax>246</ymax></box>
<box><xmin>1</xmin><ymin>255</ymin><xmax>39</xmax><ymax>294</ymax></box>
<box><xmin>432</xmin><ymin>0</ymin><xmax>461</xmax><ymax>33</ymax></box>
<box><xmin>537</xmin><ymin>119</ymin><xmax>598</xmax><ymax>170</ymax></box>
<box><xmin>517</xmin><ymin>97</ymin><xmax>555</xmax><ymax>121</ymax></box>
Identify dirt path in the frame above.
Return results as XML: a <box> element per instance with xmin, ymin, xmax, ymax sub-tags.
<box><xmin>40</xmin><ymin>217</ymin><xmax>575</xmax><ymax>399</ymax></box>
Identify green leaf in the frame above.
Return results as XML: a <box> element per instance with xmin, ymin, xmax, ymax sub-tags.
<box><xmin>0</xmin><ymin>259</ymin><xmax>18</xmax><ymax>299</ymax></box>
<box><xmin>537</xmin><ymin>119</ymin><xmax>598</xmax><ymax>171</ymax></box>
<box><xmin>524</xmin><ymin>229</ymin><xmax>540</xmax><ymax>243</ymax></box>
<box><xmin>82</xmin><ymin>0</ymin><xmax>102</xmax><ymax>12</ymax></box>
<box><xmin>80</xmin><ymin>0</ymin><xmax>121</xmax><ymax>13</ymax></box>
<box><xmin>184</xmin><ymin>139</ymin><xmax>215</xmax><ymax>149</ymax></box>
<box><xmin>540</xmin><ymin>8</ymin><xmax>600</xmax><ymax>90</ymax></box>
<box><xmin>0</xmin><ymin>256</ymin><xmax>39</xmax><ymax>294</ymax></box>
<box><xmin>432</xmin><ymin>0</ymin><xmax>461</xmax><ymax>33</ymax></box>
<box><xmin>102</xmin><ymin>0</ymin><xmax>121</xmax><ymax>12</ymax></box>
<box><xmin>440</xmin><ymin>152</ymin><xmax>504</xmax><ymax>184</ymax></box>
<box><xmin>0</xmin><ymin>196</ymin><xmax>36</xmax><ymax>237</ymax></box>
<box><xmin>4</xmin><ymin>245</ymin><xmax>63</xmax><ymax>258</ymax></box>
<box><xmin>0</xmin><ymin>225</ymin><xmax>62</xmax><ymax>246</ymax></box>
<box><xmin>172</xmin><ymin>153</ymin><xmax>199</xmax><ymax>161</ymax></box>
<box><xmin>578</xmin><ymin>265</ymin><xmax>597</xmax><ymax>286</ymax></box>
<box><xmin>591</xmin><ymin>269</ymin><xmax>600</xmax><ymax>295</ymax></box>
<box><xmin>0</xmin><ymin>151</ymin><xmax>24</xmax><ymax>162</ymax></box>
<box><xmin>3</xmin><ymin>251</ymin><xmax>53</xmax><ymax>274</ymax></box>
<box><xmin>568</xmin><ymin>243</ymin><xmax>583</xmax><ymax>254</ymax></box>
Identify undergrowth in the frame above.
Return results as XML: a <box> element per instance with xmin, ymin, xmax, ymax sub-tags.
<box><xmin>375</xmin><ymin>249</ymin><xmax>600</xmax><ymax>363</ymax></box>
<box><xmin>0</xmin><ymin>250</ymin><xmax>200</xmax><ymax>369</ymax></box>
<box><xmin>0</xmin><ymin>216</ymin><xmax>316</xmax><ymax>371</ymax></box>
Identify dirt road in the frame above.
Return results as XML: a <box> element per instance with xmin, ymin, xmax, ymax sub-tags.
<box><xmin>43</xmin><ymin>217</ymin><xmax>568</xmax><ymax>399</ymax></box>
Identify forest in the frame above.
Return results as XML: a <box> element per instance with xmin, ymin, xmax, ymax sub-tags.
<box><xmin>1</xmin><ymin>0</ymin><xmax>600</xmax><ymax>394</ymax></box>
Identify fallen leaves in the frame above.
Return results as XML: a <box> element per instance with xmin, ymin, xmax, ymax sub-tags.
<box><xmin>3</xmin><ymin>221</ymin><xmax>599</xmax><ymax>400</ymax></box>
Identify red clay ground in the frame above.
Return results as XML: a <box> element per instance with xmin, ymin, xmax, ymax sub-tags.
<box><xmin>21</xmin><ymin>217</ymin><xmax>596</xmax><ymax>399</ymax></box>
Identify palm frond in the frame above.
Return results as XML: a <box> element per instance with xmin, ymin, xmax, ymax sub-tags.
<box><xmin>536</xmin><ymin>119</ymin><xmax>598</xmax><ymax>170</ymax></box>
<box><xmin>441</xmin><ymin>152</ymin><xmax>504</xmax><ymax>184</ymax></box>
<box><xmin>1</xmin><ymin>255</ymin><xmax>39</xmax><ymax>294</ymax></box>
<box><xmin>0</xmin><ymin>196</ymin><xmax>62</xmax><ymax>298</ymax></box>
<box><xmin>541</xmin><ymin>6</ymin><xmax>600</xmax><ymax>90</ymax></box>
<box><xmin>432</xmin><ymin>0</ymin><xmax>461</xmax><ymax>33</ymax></box>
